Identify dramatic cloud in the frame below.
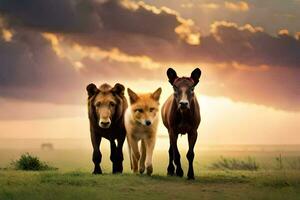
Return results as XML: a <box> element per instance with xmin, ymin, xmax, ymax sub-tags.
<box><xmin>0</xmin><ymin>0</ymin><xmax>100</xmax><ymax>33</ymax></box>
<box><xmin>0</xmin><ymin>26</ymin><xmax>84</xmax><ymax>103</ymax></box>
<box><xmin>0</xmin><ymin>0</ymin><xmax>200</xmax><ymax>45</ymax></box>
<box><xmin>180</xmin><ymin>1</ymin><xmax>249</xmax><ymax>12</ymax></box>
<box><xmin>0</xmin><ymin>0</ymin><xmax>299</xmax><ymax>112</ymax></box>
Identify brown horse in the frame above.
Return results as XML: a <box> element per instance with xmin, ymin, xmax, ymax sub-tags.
<box><xmin>161</xmin><ymin>68</ymin><xmax>201</xmax><ymax>180</ymax></box>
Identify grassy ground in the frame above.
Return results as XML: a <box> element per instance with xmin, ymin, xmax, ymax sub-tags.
<box><xmin>1</xmin><ymin>148</ymin><xmax>300</xmax><ymax>199</ymax></box>
<box><xmin>1</xmin><ymin>170</ymin><xmax>300</xmax><ymax>200</ymax></box>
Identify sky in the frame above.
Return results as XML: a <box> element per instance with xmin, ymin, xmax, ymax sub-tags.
<box><xmin>0</xmin><ymin>0</ymin><xmax>299</xmax><ymax>144</ymax></box>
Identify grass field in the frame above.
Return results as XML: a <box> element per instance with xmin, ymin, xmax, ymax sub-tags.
<box><xmin>1</xmin><ymin>170</ymin><xmax>300</xmax><ymax>200</ymax></box>
<box><xmin>0</xmin><ymin>140</ymin><xmax>300</xmax><ymax>199</ymax></box>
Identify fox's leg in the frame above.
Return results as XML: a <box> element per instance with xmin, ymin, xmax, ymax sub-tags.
<box><xmin>145</xmin><ymin>137</ymin><xmax>156</xmax><ymax>176</ymax></box>
<box><xmin>139</xmin><ymin>139</ymin><xmax>146</xmax><ymax>174</ymax></box>
<box><xmin>128</xmin><ymin>135</ymin><xmax>140</xmax><ymax>173</ymax></box>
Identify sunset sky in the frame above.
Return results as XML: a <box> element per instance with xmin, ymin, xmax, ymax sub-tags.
<box><xmin>0</xmin><ymin>0</ymin><xmax>299</xmax><ymax>144</ymax></box>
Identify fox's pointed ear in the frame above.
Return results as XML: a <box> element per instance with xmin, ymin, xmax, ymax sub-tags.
<box><xmin>127</xmin><ymin>88</ymin><xmax>139</xmax><ymax>104</ymax></box>
<box><xmin>190</xmin><ymin>68</ymin><xmax>201</xmax><ymax>86</ymax></box>
<box><xmin>112</xmin><ymin>83</ymin><xmax>125</xmax><ymax>96</ymax></box>
<box><xmin>151</xmin><ymin>87</ymin><xmax>162</xmax><ymax>101</ymax></box>
<box><xmin>86</xmin><ymin>83</ymin><xmax>99</xmax><ymax>98</ymax></box>
<box><xmin>167</xmin><ymin>68</ymin><xmax>178</xmax><ymax>85</ymax></box>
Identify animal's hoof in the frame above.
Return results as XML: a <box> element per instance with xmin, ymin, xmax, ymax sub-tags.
<box><xmin>187</xmin><ymin>169</ymin><xmax>194</xmax><ymax>180</ymax></box>
<box><xmin>146</xmin><ymin>165</ymin><xmax>153</xmax><ymax>176</ymax></box>
<box><xmin>112</xmin><ymin>169</ymin><xmax>122</xmax><ymax>174</ymax></box>
<box><xmin>167</xmin><ymin>171</ymin><xmax>175</xmax><ymax>176</ymax></box>
<box><xmin>112</xmin><ymin>162</ymin><xmax>123</xmax><ymax>174</ymax></box>
<box><xmin>93</xmin><ymin>169</ymin><xmax>102</xmax><ymax>175</ymax></box>
<box><xmin>139</xmin><ymin>167</ymin><xmax>145</xmax><ymax>174</ymax></box>
<box><xmin>167</xmin><ymin>165</ymin><xmax>175</xmax><ymax>176</ymax></box>
<box><xmin>118</xmin><ymin>166</ymin><xmax>123</xmax><ymax>173</ymax></box>
<box><xmin>176</xmin><ymin>168</ymin><xmax>184</xmax><ymax>177</ymax></box>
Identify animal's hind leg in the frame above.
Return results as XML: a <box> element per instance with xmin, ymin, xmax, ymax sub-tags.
<box><xmin>139</xmin><ymin>139</ymin><xmax>146</xmax><ymax>174</ymax></box>
<box><xmin>92</xmin><ymin>134</ymin><xmax>102</xmax><ymax>174</ymax></box>
<box><xmin>187</xmin><ymin>131</ymin><xmax>198</xmax><ymax>180</ymax></box>
<box><xmin>170</xmin><ymin>132</ymin><xmax>183</xmax><ymax>177</ymax></box>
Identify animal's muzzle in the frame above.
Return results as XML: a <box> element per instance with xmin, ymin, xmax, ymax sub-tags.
<box><xmin>99</xmin><ymin>118</ymin><xmax>111</xmax><ymax>128</ymax></box>
<box><xmin>179</xmin><ymin>100</ymin><xmax>189</xmax><ymax>109</ymax></box>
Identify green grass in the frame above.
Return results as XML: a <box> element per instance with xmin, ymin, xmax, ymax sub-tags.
<box><xmin>1</xmin><ymin>148</ymin><xmax>300</xmax><ymax>199</ymax></box>
<box><xmin>0</xmin><ymin>170</ymin><xmax>300</xmax><ymax>200</ymax></box>
<box><xmin>210</xmin><ymin>156</ymin><xmax>259</xmax><ymax>171</ymax></box>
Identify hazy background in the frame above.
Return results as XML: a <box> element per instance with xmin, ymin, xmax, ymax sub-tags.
<box><xmin>0</xmin><ymin>0</ymin><xmax>299</xmax><ymax>146</ymax></box>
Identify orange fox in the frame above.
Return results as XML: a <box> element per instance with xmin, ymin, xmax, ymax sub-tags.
<box><xmin>125</xmin><ymin>87</ymin><xmax>162</xmax><ymax>175</ymax></box>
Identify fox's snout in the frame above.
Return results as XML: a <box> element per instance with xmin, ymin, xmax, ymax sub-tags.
<box><xmin>145</xmin><ymin>120</ymin><xmax>151</xmax><ymax>126</ymax></box>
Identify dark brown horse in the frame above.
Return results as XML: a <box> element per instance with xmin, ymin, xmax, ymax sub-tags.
<box><xmin>161</xmin><ymin>68</ymin><xmax>201</xmax><ymax>180</ymax></box>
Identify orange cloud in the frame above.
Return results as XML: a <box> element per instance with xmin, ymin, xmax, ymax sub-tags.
<box><xmin>210</xmin><ymin>21</ymin><xmax>263</xmax><ymax>34</ymax></box>
<box><xmin>42</xmin><ymin>32</ymin><xmax>161</xmax><ymax>70</ymax></box>
<box><xmin>225</xmin><ymin>1</ymin><xmax>249</xmax><ymax>12</ymax></box>
<box><xmin>278</xmin><ymin>29</ymin><xmax>289</xmax><ymax>36</ymax></box>
<box><xmin>295</xmin><ymin>32</ymin><xmax>300</xmax><ymax>40</ymax></box>
<box><xmin>0</xmin><ymin>17</ymin><xmax>13</xmax><ymax>42</ymax></box>
<box><xmin>135</xmin><ymin>1</ymin><xmax>201</xmax><ymax>45</ymax></box>
<box><xmin>199</xmin><ymin>3</ymin><xmax>220</xmax><ymax>10</ymax></box>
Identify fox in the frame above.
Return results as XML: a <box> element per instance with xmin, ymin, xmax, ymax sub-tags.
<box><xmin>125</xmin><ymin>87</ymin><xmax>162</xmax><ymax>175</ymax></box>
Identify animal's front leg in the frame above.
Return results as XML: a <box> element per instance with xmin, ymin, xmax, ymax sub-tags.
<box><xmin>128</xmin><ymin>136</ymin><xmax>140</xmax><ymax>173</ymax></box>
<box><xmin>116</xmin><ymin>134</ymin><xmax>125</xmax><ymax>173</ymax></box>
<box><xmin>139</xmin><ymin>139</ymin><xmax>146</xmax><ymax>174</ymax></box>
<box><xmin>110</xmin><ymin>139</ymin><xmax>118</xmax><ymax>174</ymax></box>
<box><xmin>170</xmin><ymin>132</ymin><xmax>183</xmax><ymax>177</ymax></box>
<box><xmin>167</xmin><ymin>144</ymin><xmax>175</xmax><ymax>176</ymax></box>
<box><xmin>187</xmin><ymin>130</ymin><xmax>198</xmax><ymax>180</ymax></box>
<box><xmin>91</xmin><ymin>134</ymin><xmax>102</xmax><ymax>174</ymax></box>
<box><xmin>145</xmin><ymin>137</ymin><xmax>156</xmax><ymax>176</ymax></box>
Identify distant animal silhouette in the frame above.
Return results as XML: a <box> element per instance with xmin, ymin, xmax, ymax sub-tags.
<box><xmin>87</xmin><ymin>83</ymin><xmax>128</xmax><ymax>174</ymax></box>
<box><xmin>41</xmin><ymin>143</ymin><xmax>54</xmax><ymax>150</ymax></box>
<box><xmin>161</xmin><ymin>68</ymin><xmax>201</xmax><ymax>180</ymax></box>
<box><xmin>125</xmin><ymin>87</ymin><xmax>162</xmax><ymax>175</ymax></box>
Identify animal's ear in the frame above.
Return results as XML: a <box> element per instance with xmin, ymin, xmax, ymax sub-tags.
<box><xmin>190</xmin><ymin>68</ymin><xmax>201</xmax><ymax>86</ymax></box>
<box><xmin>86</xmin><ymin>83</ymin><xmax>98</xmax><ymax>98</ymax></box>
<box><xmin>112</xmin><ymin>83</ymin><xmax>125</xmax><ymax>96</ymax></box>
<box><xmin>127</xmin><ymin>88</ymin><xmax>139</xmax><ymax>104</ymax></box>
<box><xmin>167</xmin><ymin>68</ymin><xmax>178</xmax><ymax>85</ymax></box>
<box><xmin>151</xmin><ymin>87</ymin><xmax>162</xmax><ymax>101</ymax></box>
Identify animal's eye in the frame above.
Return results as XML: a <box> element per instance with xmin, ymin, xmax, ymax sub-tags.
<box><xmin>135</xmin><ymin>109</ymin><xmax>143</xmax><ymax>113</ymax></box>
<box><xmin>95</xmin><ymin>102</ymin><xmax>101</xmax><ymax>107</ymax></box>
<box><xmin>150</xmin><ymin>108</ymin><xmax>155</xmax><ymax>112</ymax></box>
<box><xmin>190</xmin><ymin>87</ymin><xmax>194</xmax><ymax>93</ymax></box>
<box><xmin>110</xmin><ymin>102</ymin><xmax>116</xmax><ymax>107</ymax></box>
<box><xmin>173</xmin><ymin>87</ymin><xmax>179</xmax><ymax>94</ymax></box>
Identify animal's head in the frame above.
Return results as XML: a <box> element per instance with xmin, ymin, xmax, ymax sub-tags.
<box><xmin>167</xmin><ymin>68</ymin><xmax>201</xmax><ymax>110</ymax></box>
<box><xmin>127</xmin><ymin>87</ymin><xmax>162</xmax><ymax>126</ymax></box>
<box><xmin>87</xmin><ymin>83</ymin><xmax>125</xmax><ymax>129</ymax></box>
